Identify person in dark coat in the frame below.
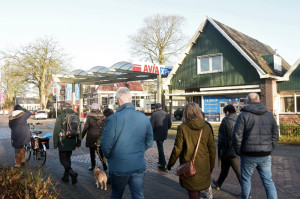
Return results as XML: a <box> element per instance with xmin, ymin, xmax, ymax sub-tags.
<box><xmin>53</xmin><ymin>102</ymin><xmax>82</xmax><ymax>184</ymax></box>
<box><xmin>150</xmin><ymin>103</ymin><xmax>171</xmax><ymax>169</ymax></box>
<box><xmin>233</xmin><ymin>93</ymin><xmax>279</xmax><ymax>199</ymax></box>
<box><xmin>8</xmin><ymin>105</ymin><xmax>32</xmax><ymax>168</ymax></box>
<box><xmin>167</xmin><ymin>103</ymin><xmax>216</xmax><ymax>199</ymax></box>
<box><xmin>213</xmin><ymin>104</ymin><xmax>241</xmax><ymax>195</ymax></box>
<box><xmin>82</xmin><ymin>103</ymin><xmax>107</xmax><ymax>171</ymax></box>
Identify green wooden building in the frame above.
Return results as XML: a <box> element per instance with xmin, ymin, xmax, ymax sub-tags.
<box><xmin>164</xmin><ymin>16</ymin><xmax>300</xmax><ymax>123</ymax></box>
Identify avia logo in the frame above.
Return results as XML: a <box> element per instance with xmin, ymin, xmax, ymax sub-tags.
<box><xmin>143</xmin><ymin>64</ymin><xmax>159</xmax><ymax>74</ymax></box>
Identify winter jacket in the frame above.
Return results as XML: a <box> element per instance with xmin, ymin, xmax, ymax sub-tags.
<box><xmin>150</xmin><ymin>109</ymin><xmax>171</xmax><ymax>141</ymax></box>
<box><xmin>82</xmin><ymin>110</ymin><xmax>104</xmax><ymax>148</ymax></box>
<box><xmin>53</xmin><ymin>108</ymin><xmax>82</xmax><ymax>151</ymax></box>
<box><xmin>168</xmin><ymin>118</ymin><xmax>216</xmax><ymax>191</ymax></box>
<box><xmin>233</xmin><ymin>103</ymin><xmax>279</xmax><ymax>156</ymax></box>
<box><xmin>8</xmin><ymin>109</ymin><xmax>32</xmax><ymax>148</ymax></box>
<box><xmin>101</xmin><ymin>103</ymin><xmax>153</xmax><ymax>176</ymax></box>
<box><xmin>218</xmin><ymin>113</ymin><xmax>238</xmax><ymax>159</ymax></box>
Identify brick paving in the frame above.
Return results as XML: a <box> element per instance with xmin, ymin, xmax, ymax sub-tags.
<box><xmin>1</xmin><ymin>117</ymin><xmax>300</xmax><ymax>199</ymax></box>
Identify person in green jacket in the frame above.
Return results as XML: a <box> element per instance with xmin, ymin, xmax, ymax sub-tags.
<box><xmin>53</xmin><ymin>102</ymin><xmax>82</xmax><ymax>184</ymax></box>
<box><xmin>167</xmin><ymin>102</ymin><xmax>216</xmax><ymax>199</ymax></box>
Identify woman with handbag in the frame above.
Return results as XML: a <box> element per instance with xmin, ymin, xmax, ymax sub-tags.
<box><xmin>167</xmin><ymin>103</ymin><xmax>216</xmax><ymax>199</ymax></box>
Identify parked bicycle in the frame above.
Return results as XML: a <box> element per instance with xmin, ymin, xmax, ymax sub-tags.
<box><xmin>25</xmin><ymin>123</ymin><xmax>52</xmax><ymax>167</ymax></box>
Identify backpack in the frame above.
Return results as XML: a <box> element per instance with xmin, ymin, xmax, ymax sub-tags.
<box><xmin>64</xmin><ymin>113</ymin><xmax>80</xmax><ymax>138</ymax></box>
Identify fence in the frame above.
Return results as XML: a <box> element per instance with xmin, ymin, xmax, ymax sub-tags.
<box><xmin>280</xmin><ymin>125</ymin><xmax>300</xmax><ymax>137</ymax></box>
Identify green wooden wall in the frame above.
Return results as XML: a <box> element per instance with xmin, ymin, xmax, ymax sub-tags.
<box><xmin>277</xmin><ymin>64</ymin><xmax>300</xmax><ymax>91</ymax></box>
<box><xmin>171</xmin><ymin>21</ymin><xmax>262</xmax><ymax>90</ymax></box>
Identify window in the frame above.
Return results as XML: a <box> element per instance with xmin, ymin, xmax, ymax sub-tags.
<box><xmin>280</xmin><ymin>95</ymin><xmax>300</xmax><ymax>113</ymax></box>
<box><xmin>102</xmin><ymin>97</ymin><xmax>108</xmax><ymax>106</ymax></box>
<box><xmin>197</xmin><ymin>53</ymin><xmax>223</xmax><ymax>74</ymax></box>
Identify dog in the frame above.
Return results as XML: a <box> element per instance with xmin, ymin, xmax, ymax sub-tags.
<box><xmin>93</xmin><ymin>167</ymin><xmax>107</xmax><ymax>190</ymax></box>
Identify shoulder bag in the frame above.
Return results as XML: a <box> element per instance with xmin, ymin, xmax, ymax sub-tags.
<box><xmin>176</xmin><ymin>129</ymin><xmax>203</xmax><ymax>179</ymax></box>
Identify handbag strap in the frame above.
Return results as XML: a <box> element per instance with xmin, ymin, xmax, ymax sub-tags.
<box><xmin>192</xmin><ymin>129</ymin><xmax>203</xmax><ymax>162</ymax></box>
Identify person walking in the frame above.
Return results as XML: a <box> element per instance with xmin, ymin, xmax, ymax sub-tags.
<box><xmin>167</xmin><ymin>103</ymin><xmax>216</xmax><ymax>199</ymax></box>
<box><xmin>82</xmin><ymin>103</ymin><xmax>107</xmax><ymax>171</ymax></box>
<box><xmin>53</xmin><ymin>102</ymin><xmax>82</xmax><ymax>184</ymax></box>
<box><xmin>233</xmin><ymin>93</ymin><xmax>279</xmax><ymax>199</ymax></box>
<box><xmin>101</xmin><ymin>87</ymin><xmax>153</xmax><ymax>199</ymax></box>
<box><xmin>8</xmin><ymin>105</ymin><xmax>32</xmax><ymax>168</ymax></box>
<box><xmin>213</xmin><ymin>104</ymin><xmax>241</xmax><ymax>194</ymax></box>
<box><xmin>150</xmin><ymin>103</ymin><xmax>171</xmax><ymax>170</ymax></box>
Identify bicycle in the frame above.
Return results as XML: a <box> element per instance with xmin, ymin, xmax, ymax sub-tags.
<box><xmin>25</xmin><ymin>123</ymin><xmax>52</xmax><ymax>167</ymax></box>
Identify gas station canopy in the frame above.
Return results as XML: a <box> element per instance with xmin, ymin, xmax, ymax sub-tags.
<box><xmin>54</xmin><ymin>61</ymin><xmax>171</xmax><ymax>85</ymax></box>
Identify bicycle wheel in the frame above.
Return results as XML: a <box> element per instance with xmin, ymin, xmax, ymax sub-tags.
<box><xmin>25</xmin><ymin>142</ymin><xmax>31</xmax><ymax>162</ymax></box>
<box><xmin>35</xmin><ymin>148</ymin><xmax>46</xmax><ymax>167</ymax></box>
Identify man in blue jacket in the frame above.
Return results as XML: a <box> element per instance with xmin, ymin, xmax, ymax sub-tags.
<box><xmin>233</xmin><ymin>93</ymin><xmax>279</xmax><ymax>199</ymax></box>
<box><xmin>101</xmin><ymin>87</ymin><xmax>153</xmax><ymax>199</ymax></box>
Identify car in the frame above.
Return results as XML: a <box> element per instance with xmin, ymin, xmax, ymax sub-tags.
<box><xmin>174</xmin><ymin>107</ymin><xmax>184</xmax><ymax>120</ymax></box>
<box><xmin>35</xmin><ymin>110</ymin><xmax>48</xmax><ymax>120</ymax></box>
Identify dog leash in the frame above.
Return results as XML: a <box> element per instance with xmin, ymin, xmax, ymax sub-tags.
<box><xmin>96</xmin><ymin>146</ymin><xmax>104</xmax><ymax>163</ymax></box>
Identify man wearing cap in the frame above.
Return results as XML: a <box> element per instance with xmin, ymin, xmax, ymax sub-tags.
<box><xmin>53</xmin><ymin>102</ymin><xmax>81</xmax><ymax>184</ymax></box>
<box><xmin>150</xmin><ymin>103</ymin><xmax>172</xmax><ymax>170</ymax></box>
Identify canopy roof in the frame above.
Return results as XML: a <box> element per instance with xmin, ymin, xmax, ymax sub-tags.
<box><xmin>54</xmin><ymin>61</ymin><xmax>167</xmax><ymax>85</ymax></box>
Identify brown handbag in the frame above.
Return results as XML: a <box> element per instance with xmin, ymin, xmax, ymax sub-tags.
<box><xmin>176</xmin><ymin>129</ymin><xmax>203</xmax><ymax>179</ymax></box>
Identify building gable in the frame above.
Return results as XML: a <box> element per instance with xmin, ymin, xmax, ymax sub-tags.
<box><xmin>278</xmin><ymin>63</ymin><xmax>300</xmax><ymax>91</ymax></box>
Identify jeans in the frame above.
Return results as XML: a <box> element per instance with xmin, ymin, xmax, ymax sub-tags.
<box><xmin>59</xmin><ymin>151</ymin><xmax>73</xmax><ymax>172</ymax></box>
<box><xmin>241</xmin><ymin>155</ymin><xmax>277</xmax><ymax>199</ymax></box>
<box><xmin>156</xmin><ymin>141</ymin><xmax>166</xmax><ymax>166</ymax></box>
<box><xmin>110</xmin><ymin>172</ymin><xmax>145</xmax><ymax>199</ymax></box>
<box><xmin>217</xmin><ymin>157</ymin><xmax>241</xmax><ymax>187</ymax></box>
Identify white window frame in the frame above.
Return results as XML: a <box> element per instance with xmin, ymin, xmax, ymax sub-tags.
<box><xmin>197</xmin><ymin>53</ymin><xmax>223</xmax><ymax>74</ymax></box>
<box><xmin>279</xmin><ymin>94</ymin><xmax>300</xmax><ymax>113</ymax></box>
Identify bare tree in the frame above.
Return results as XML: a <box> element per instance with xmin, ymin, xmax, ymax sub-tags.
<box><xmin>129</xmin><ymin>14</ymin><xmax>186</xmax><ymax>65</ymax></box>
<box><xmin>1</xmin><ymin>36</ymin><xmax>67</xmax><ymax>109</ymax></box>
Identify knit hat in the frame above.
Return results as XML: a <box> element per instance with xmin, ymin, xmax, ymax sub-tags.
<box><xmin>91</xmin><ymin>103</ymin><xmax>100</xmax><ymax>110</ymax></box>
<box><xmin>14</xmin><ymin>104</ymin><xmax>23</xmax><ymax>111</ymax></box>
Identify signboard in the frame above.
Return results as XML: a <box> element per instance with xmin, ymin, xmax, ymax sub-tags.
<box><xmin>203</xmin><ymin>95</ymin><xmax>246</xmax><ymax>122</ymax></box>
<box><xmin>0</xmin><ymin>92</ymin><xmax>5</xmax><ymax>104</ymax></box>
<box><xmin>132</xmin><ymin>62</ymin><xmax>172</xmax><ymax>76</ymax></box>
<box><xmin>66</xmin><ymin>84</ymin><xmax>80</xmax><ymax>100</ymax></box>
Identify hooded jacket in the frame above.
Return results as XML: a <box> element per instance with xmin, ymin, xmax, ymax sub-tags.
<box><xmin>168</xmin><ymin>118</ymin><xmax>216</xmax><ymax>191</ymax></box>
<box><xmin>233</xmin><ymin>103</ymin><xmax>279</xmax><ymax>156</ymax></box>
<box><xmin>101</xmin><ymin>103</ymin><xmax>153</xmax><ymax>176</ymax></box>
<box><xmin>82</xmin><ymin>109</ymin><xmax>104</xmax><ymax>147</ymax></box>
<box><xmin>9</xmin><ymin>109</ymin><xmax>32</xmax><ymax>148</ymax></box>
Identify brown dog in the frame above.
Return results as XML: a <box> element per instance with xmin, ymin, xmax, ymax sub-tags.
<box><xmin>93</xmin><ymin>167</ymin><xmax>107</xmax><ymax>190</ymax></box>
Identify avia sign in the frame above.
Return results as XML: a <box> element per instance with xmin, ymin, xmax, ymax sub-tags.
<box><xmin>132</xmin><ymin>62</ymin><xmax>172</xmax><ymax>76</ymax></box>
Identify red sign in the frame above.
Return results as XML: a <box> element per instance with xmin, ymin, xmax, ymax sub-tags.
<box><xmin>0</xmin><ymin>92</ymin><xmax>6</xmax><ymax>104</ymax></box>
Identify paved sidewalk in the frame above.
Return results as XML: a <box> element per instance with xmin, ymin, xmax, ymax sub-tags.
<box><xmin>1</xmin><ymin>120</ymin><xmax>300</xmax><ymax>198</ymax></box>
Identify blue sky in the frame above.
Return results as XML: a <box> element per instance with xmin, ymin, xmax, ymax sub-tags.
<box><xmin>0</xmin><ymin>0</ymin><xmax>299</xmax><ymax>70</ymax></box>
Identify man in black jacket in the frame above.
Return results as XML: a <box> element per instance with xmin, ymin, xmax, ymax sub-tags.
<box><xmin>233</xmin><ymin>93</ymin><xmax>279</xmax><ymax>199</ymax></box>
<box><xmin>150</xmin><ymin>103</ymin><xmax>171</xmax><ymax>170</ymax></box>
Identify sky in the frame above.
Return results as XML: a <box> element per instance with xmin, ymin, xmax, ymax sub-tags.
<box><xmin>0</xmin><ymin>0</ymin><xmax>299</xmax><ymax>72</ymax></box>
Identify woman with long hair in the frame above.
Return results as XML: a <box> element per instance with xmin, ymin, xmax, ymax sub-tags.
<box><xmin>167</xmin><ymin>103</ymin><xmax>216</xmax><ymax>199</ymax></box>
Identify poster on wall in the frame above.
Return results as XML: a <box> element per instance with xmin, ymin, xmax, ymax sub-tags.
<box><xmin>203</xmin><ymin>95</ymin><xmax>246</xmax><ymax>122</ymax></box>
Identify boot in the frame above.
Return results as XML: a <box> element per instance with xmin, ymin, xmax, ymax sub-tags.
<box><xmin>20</xmin><ymin>148</ymin><xmax>26</xmax><ymax>165</ymax></box>
<box><xmin>14</xmin><ymin>153</ymin><xmax>21</xmax><ymax>168</ymax></box>
<box><xmin>61</xmin><ymin>172</ymin><xmax>69</xmax><ymax>183</ymax></box>
<box><xmin>69</xmin><ymin>169</ymin><xmax>78</xmax><ymax>184</ymax></box>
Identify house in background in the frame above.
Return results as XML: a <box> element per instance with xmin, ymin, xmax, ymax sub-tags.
<box><xmin>17</xmin><ymin>97</ymin><xmax>40</xmax><ymax>110</ymax></box>
<box><xmin>164</xmin><ymin>16</ymin><xmax>300</xmax><ymax>124</ymax></box>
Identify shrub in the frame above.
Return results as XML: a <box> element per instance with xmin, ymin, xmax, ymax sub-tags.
<box><xmin>0</xmin><ymin>166</ymin><xmax>59</xmax><ymax>199</ymax></box>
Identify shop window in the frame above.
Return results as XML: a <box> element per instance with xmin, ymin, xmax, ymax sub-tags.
<box><xmin>197</xmin><ymin>53</ymin><xmax>223</xmax><ymax>74</ymax></box>
<box><xmin>102</xmin><ymin>97</ymin><xmax>108</xmax><ymax>106</ymax></box>
<box><xmin>280</xmin><ymin>97</ymin><xmax>295</xmax><ymax>112</ymax></box>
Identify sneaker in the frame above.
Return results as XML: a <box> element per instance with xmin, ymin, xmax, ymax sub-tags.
<box><xmin>212</xmin><ymin>180</ymin><xmax>220</xmax><ymax>191</ymax></box>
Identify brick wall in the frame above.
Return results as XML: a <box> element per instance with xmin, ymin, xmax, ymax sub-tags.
<box><xmin>260</xmin><ymin>79</ymin><xmax>277</xmax><ymax>113</ymax></box>
<box><xmin>279</xmin><ymin>114</ymin><xmax>300</xmax><ymax>125</ymax></box>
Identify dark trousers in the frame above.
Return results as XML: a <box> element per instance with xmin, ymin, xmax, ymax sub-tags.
<box><xmin>156</xmin><ymin>141</ymin><xmax>166</xmax><ymax>166</ymax></box>
<box><xmin>59</xmin><ymin>151</ymin><xmax>73</xmax><ymax>173</ymax></box>
<box><xmin>188</xmin><ymin>190</ymin><xmax>200</xmax><ymax>199</ymax></box>
<box><xmin>217</xmin><ymin>156</ymin><xmax>241</xmax><ymax>187</ymax></box>
<box><xmin>90</xmin><ymin>147</ymin><xmax>105</xmax><ymax>167</ymax></box>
